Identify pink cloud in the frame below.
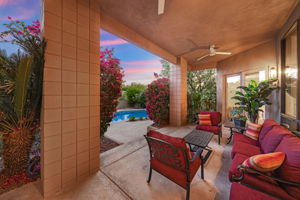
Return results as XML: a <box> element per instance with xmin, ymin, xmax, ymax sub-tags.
<box><xmin>121</xmin><ymin>60</ymin><xmax>161</xmax><ymax>65</ymax></box>
<box><xmin>0</xmin><ymin>0</ymin><xmax>27</xmax><ymax>7</ymax></box>
<box><xmin>101</xmin><ymin>39</ymin><xmax>128</xmax><ymax>46</ymax></box>
<box><xmin>124</xmin><ymin>67</ymin><xmax>162</xmax><ymax>74</ymax></box>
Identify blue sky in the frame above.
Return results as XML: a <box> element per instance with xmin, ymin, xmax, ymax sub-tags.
<box><xmin>0</xmin><ymin>0</ymin><xmax>162</xmax><ymax>84</ymax></box>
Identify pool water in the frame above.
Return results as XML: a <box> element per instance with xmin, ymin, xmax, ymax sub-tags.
<box><xmin>112</xmin><ymin>110</ymin><xmax>148</xmax><ymax>122</ymax></box>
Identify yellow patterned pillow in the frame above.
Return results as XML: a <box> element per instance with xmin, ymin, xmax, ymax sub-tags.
<box><xmin>244</xmin><ymin>122</ymin><xmax>262</xmax><ymax>140</ymax></box>
<box><xmin>198</xmin><ymin>114</ymin><xmax>212</xmax><ymax>125</ymax></box>
<box><xmin>242</xmin><ymin>152</ymin><xmax>285</xmax><ymax>173</ymax></box>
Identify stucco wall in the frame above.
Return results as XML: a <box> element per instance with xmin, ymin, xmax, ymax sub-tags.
<box><xmin>216</xmin><ymin>40</ymin><xmax>278</xmax><ymax>121</ymax></box>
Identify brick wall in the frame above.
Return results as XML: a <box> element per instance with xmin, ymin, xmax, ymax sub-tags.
<box><xmin>42</xmin><ymin>0</ymin><xmax>100</xmax><ymax>197</ymax></box>
<box><xmin>170</xmin><ymin>57</ymin><xmax>187</xmax><ymax>126</ymax></box>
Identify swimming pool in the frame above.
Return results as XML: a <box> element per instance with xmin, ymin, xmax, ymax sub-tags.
<box><xmin>112</xmin><ymin>109</ymin><xmax>148</xmax><ymax>122</ymax></box>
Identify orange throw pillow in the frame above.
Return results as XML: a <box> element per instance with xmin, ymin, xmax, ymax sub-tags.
<box><xmin>198</xmin><ymin>114</ymin><xmax>212</xmax><ymax>125</ymax></box>
<box><xmin>244</xmin><ymin>122</ymin><xmax>262</xmax><ymax>140</ymax></box>
<box><xmin>242</xmin><ymin>152</ymin><xmax>285</xmax><ymax>173</ymax></box>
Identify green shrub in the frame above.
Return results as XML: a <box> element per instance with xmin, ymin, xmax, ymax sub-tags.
<box><xmin>129</xmin><ymin>116</ymin><xmax>135</xmax><ymax>121</ymax></box>
<box><xmin>138</xmin><ymin>117</ymin><xmax>143</xmax><ymax>120</ymax></box>
<box><xmin>123</xmin><ymin>83</ymin><xmax>146</xmax><ymax>107</ymax></box>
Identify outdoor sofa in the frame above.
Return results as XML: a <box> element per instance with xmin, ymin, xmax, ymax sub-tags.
<box><xmin>229</xmin><ymin>119</ymin><xmax>300</xmax><ymax>200</ymax></box>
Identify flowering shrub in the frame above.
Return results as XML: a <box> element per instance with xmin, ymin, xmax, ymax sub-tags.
<box><xmin>100</xmin><ymin>48</ymin><xmax>123</xmax><ymax>136</ymax></box>
<box><xmin>145</xmin><ymin>76</ymin><xmax>170</xmax><ymax>126</ymax></box>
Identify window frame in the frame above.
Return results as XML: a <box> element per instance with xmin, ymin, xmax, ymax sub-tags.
<box><xmin>280</xmin><ymin>19</ymin><xmax>300</xmax><ymax>127</ymax></box>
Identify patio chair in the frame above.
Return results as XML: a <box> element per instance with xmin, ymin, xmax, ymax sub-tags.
<box><xmin>144</xmin><ymin>130</ymin><xmax>204</xmax><ymax>200</ymax></box>
<box><xmin>196</xmin><ymin>111</ymin><xmax>222</xmax><ymax>144</ymax></box>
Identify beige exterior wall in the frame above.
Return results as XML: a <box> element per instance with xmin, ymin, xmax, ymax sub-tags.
<box><xmin>170</xmin><ymin>57</ymin><xmax>187</xmax><ymax>126</ymax></box>
<box><xmin>217</xmin><ymin>40</ymin><xmax>278</xmax><ymax>122</ymax></box>
<box><xmin>41</xmin><ymin>0</ymin><xmax>100</xmax><ymax>197</ymax></box>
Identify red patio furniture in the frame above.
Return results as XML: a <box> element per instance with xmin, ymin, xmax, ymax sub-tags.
<box><xmin>196</xmin><ymin>111</ymin><xmax>222</xmax><ymax>144</ymax></box>
<box><xmin>229</xmin><ymin>119</ymin><xmax>300</xmax><ymax>200</ymax></box>
<box><xmin>144</xmin><ymin>130</ymin><xmax>204</xmax><ymax>200</ymax></box>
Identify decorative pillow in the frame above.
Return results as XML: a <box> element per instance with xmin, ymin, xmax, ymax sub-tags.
<box><xmin>244</xmin><ymin>122</ymin><xmax>262</xmax><ymax>140</ymax></box>
<box><xmin>198</xmin><ymin>114</ymin><xmax>212</xmax><ymax>125</ymax></box>
<box><xmin>242</xmin><ymin>152</ymin><xmax>286</xmax><ymax>173</ymax></box>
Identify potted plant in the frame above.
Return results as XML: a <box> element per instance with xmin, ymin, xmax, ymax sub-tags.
<box><xmin>230</xmin><ymin>107</ymin><xmax>247</xmax><ymax>127</ymax></box>
<box><xmin>232</xmin><ymin>79</ymin><xmax>278</xmax><ymax>123</ymax></box>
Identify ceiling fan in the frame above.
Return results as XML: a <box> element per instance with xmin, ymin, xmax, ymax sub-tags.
<box><xmin>158</xmin><ymin>0</ymin><xmax>165</xmax><ymax>15</ymax></box>
<box><xmin>196</xmin><ymin>45</ymin><xmax>232</xmax><ymax>61</ymax></box>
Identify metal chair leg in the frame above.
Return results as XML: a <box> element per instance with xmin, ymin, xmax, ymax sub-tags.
<box><xmin>201</xmin><ymin>160</ymin><xmax>204</xmax><ymax>179</ymax></box>
<box><xmin>218</xmin><ymin>134</ymin><xmax>221</xmax><ymax>145</ymax></box>
<box><xmin>147</xmin><ymin>167</ymin><xmax>152</xmax><ymax>183</ymax></box>
<box><xmin>186</xmin><ymin>183</ymin><xmax>190</xmax><ymax>200</ymax></box>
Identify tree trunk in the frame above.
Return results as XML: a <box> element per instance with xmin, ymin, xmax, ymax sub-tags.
<box><xmin>3</xmin><ymin>128</ymin><xmax>33</xmax><ymax>176</ymax></box>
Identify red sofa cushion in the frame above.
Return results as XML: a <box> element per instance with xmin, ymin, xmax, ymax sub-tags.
<box><xmin>196</xmin><ymin>125</ymin><xmax>219</xmax><ymax>134</ymax></box>
<box><xmin>229</xmin><ymin>153</ymin><xmax>249</xmax><ymax>181</ymax></box>
<box><xmin>241</xmin><ymin>174</ymin><xmax>296</xmax><ymax>200</ymax></box>
<box><xmin>259</xmin><ymin>119</ymin><xmax>279</xmax><ymax>145</ymax></box>
<box><xmin>199</xmin><ymin>111</ymin><xmax>221</xmax><ymax>126</ymax></box>
<box><xmin>233</xmin><ymin>133</ymin><xmax>258</xmax><ymax>146</ymax></box>
<box><xmin>231</xmin><ymin>142</ymin><xmax>261</xmax><ymax>159</ymax></box>
<box><xmin>230</xmin><ymin>183</ymin><xmax>278</xmax><ymax>200</ymax></box>
<box><xmin>275</xmin><ymin>135</ymin><xmax>300</xmax><ymax>199</ymax></box>
<box><xmin>260</xmin><ymin>126</ymin><xmax>292</xmax><ymax>153</ymax></box>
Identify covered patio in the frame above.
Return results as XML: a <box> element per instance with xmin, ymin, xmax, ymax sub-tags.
<box><xmin>2</xmin><ymin>0</ymin><xmax>300</xmax><ymax>199</ymax></box>
<box><xmin>1</xmin><ymin>126</ymin><xmax>232</xmax><ymax>200</ymax></box>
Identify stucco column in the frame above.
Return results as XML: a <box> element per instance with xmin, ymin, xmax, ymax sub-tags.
<box><xmin>170</xmin><ymin>57</ymin><xmax>187</xmax><ymax>126</ymax></box>
<box><xmin>41</xmin><ymin>0</ymin><xmax>100</xmax><ymax>197</ymax></box>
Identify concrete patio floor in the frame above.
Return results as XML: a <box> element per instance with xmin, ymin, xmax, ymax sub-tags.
<box><xmin>0</xmin><ymin>125</ymin><xmax>232</xmax><ymax>200</ymax></box>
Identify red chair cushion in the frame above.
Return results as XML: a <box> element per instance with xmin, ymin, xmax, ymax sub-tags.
<box><xmin>233</xmin><ymin>133</ymin><xmax>258</xmax><ymax>146</ymax></box>
<box><xmin>260</xmin><ymin>126</ymin><xmax>293</xmax><ymax>153</ymax></box>
<box><xmin>231</xmin><ymin>142</ymin><xmax>261</xmax><ymax>159</ymax></box>
<box><xmin>275</xmin><ymin>135</ymin><xmax>300</xmax><ymax>199</ymax></box>
<box><xmin>259</xmin><ymin>119</ymin><xmax>279</xmax><ymax>144</ymax></box>
<box><xmin>199</xmin><ymin>111</ymin><xmax>221</xmax><ymax>126</ymax></box>
<box><xmin>151</xmin><ymin>153</ymin><xmax>201</xmax><ymax>188</ymax></box>
<box><xmin>147</xmin><ymin>130</ymin><xmax>191</xmax><ymax>160</ymax></box>
<box><xmin>229</xmin><ymin>153</ymin><xmax>249</xmax><ymax>181</ymax></box>
<box><xmin>196</xmin><ymin>125</ymin><xmax>219</xmax><ymax>134</ymax></box>
<box><xmin>147</xmin><ymin>130</ymin><xmax>201</xmax><ymax>188</ymax></box>
<box><xmin>230</xmin><ymin>183</ymin><xmax>278</xmax><ymax>200</ymax></box>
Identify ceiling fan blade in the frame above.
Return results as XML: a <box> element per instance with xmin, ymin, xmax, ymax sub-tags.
<box><xmin>196</xmin><ymin>54</ymin><xmax>210</xmax><ymax>61</ymax></box>
<box><xmin>158</xmin><ymin>0</ymin><xmax>165</xmax><ymax>15</ymax></box>
<box><xmin>215</xmin><ymin>52</ymin><xmax>232</xmax><ymax>55</ymax></box>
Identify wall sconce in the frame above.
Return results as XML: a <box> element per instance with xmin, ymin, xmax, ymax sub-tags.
<box><xmin>269</xmin><ymin>66</ymin><xmax>279</xmax><ymax>88</ymax></box>
<box><xmin>269</xmin><ymin>66</ymin><xmax>277</xmax><ymax>79</ymax></box>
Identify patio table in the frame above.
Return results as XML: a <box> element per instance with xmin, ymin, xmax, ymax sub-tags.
<box><xmin>184</xmin><ymin>129</ymin><xmax>213</xmax><ymax>177</ymax></box>
<box><xmin>223</xmin><ymin>122</ymin><xmax>247</xmax><ymax>144</ymax></box>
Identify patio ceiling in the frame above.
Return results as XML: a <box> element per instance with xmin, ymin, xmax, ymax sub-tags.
<box><xmin>100</xmin><ymin>0</ymin><xmax>299</xmax><ymax>67</ymax></box>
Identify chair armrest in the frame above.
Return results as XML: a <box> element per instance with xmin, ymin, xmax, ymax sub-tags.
<box><xmin>232</xmin><ymin>165</ymin><xmax>300</xmax><ymax>187</ymax></box>
<box><xmin>218</xmin><ymin>123</ymin><xmax>222</xmax><ymax>128</ymax></box>
<box><xmin>189</xmin><ymin>147</ymin><xmax>204</xmax><ymax>162</ymax></box>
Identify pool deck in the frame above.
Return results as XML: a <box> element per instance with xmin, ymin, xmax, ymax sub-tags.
<box><xmin>105</xmin><ymin>120</ymin><xmax>152</xmax><ymax>144</ymax></box>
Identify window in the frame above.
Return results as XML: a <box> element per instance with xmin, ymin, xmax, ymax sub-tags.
<box><xmin>282</xmin><ymin>24</ymin><xmax>298</xmax><ymax>118</ymax></box>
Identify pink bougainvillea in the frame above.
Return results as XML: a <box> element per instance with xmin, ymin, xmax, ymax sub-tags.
<box><xmin>145</xmin><ymin>76</ymin><xmax>170</xmax><ymax>126</ymax></box>
<box><xmin>100</xmin><ymin>48</ymin><xmax>124</xmax><ymax>135</ymax></box>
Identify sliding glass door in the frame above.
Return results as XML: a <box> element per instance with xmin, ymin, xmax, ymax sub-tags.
<box><xmin>225</xmin><ymin>74</ymin><xmax>241</xmax><ymax>120</ymax></box>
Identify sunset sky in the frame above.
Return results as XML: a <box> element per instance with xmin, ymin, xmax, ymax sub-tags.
<box><xmin>0</xmin><ymin>0</ymin><xmax>162</xmax><ymax>84</ymax></box>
